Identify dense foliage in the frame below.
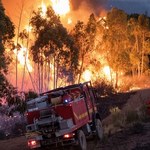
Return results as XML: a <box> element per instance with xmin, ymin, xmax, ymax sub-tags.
<box><xmin>0</xmin><ymin>1</ymin><xmax>16</xmax><ymax>106</ymax></box>
<box><xmin>30</xmin><ymin>6</ymin><xmax>79</xmax><ymax>91</ymax></box>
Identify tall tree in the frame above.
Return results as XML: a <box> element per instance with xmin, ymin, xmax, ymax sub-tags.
<box><xmin>103</xmin><ymin>8</ymin><xmax>129</xmax><ymax>88</ymax></box>
<box><xmin>72</xmin><ymin>14</ymin><xmax>97</xmax><ymax>83</ymax></box>
<box><xmin>30</xmin><ymin>6</ymin><xmax>78</xmax><ymax>91</ymax></box>
<box><xmin>0</xmin><ymin>1</ymin><xmax>15</xmax><ymax>104</ymax></box>
<box><xmin>128</xmin><ymin>14</ymin><xmax>150</xmax><ymax>76</ymax></box>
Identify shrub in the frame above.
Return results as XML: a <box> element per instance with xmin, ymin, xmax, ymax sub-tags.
<box><xmin>130</xmin><ymin>122</ymin><xmax>144</xmax><ymax>134</ymax></box>
<box><xmin>138</xmin><ymin>103</ymin><xmax>150</xmax><ymax>122</ymax></box>
<box><xmin>11</xmin><ymin>122</ymin><xmax>26</xmax><ymax>136</ymax></box>
<box><xmin>110</xmin><ymin>107</ymin><xmax>125</xmax><ymax>128</ymax></box>
<box><xmin>93</xmin><ymin>80</ymin><xmax>115</xmax><ymax>97</ymax></box>
<box><xmin>0</xmin><ymin>130</ymin><xmax>6</xmax><ymax>140</ymax></box>
<box><xmin>125</xmin><ymin>110</ymin><xmax>139</xmax><ymax>124</ymax></box>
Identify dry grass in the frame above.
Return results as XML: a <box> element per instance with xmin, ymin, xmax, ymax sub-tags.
<box><xmin>119</xmin><ymin>75</ymin><xmax>150</xmax><ymax>91</ymax></box>
<box><xmin>102</xmin><ymin>88</ymin><xmax>150</xmax><ymax>135</ymax></box>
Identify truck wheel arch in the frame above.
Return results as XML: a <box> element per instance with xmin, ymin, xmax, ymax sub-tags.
<box><xmin>92</xmin><ymin>112</ymin><xmax>103</xmax><ymax>140</ymax></box>
<box><xmin>77</xmin><ymin>130</ymin><xmax>87</xmax><ymax>150</ymax></box>
<box><xmin>92</xmin><ymin>112</ymin><xmax>102</xmax><ymax>123</ymax></box>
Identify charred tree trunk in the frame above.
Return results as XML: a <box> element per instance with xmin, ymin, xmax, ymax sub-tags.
<box><xmin>16</xmin><ymin>0</ymin><xmax>24</xmax><ymax>89</ymax></box>
<box><xmin>115</xmin><ymin>71</ymin><xmax>118</xmax><ymax>89</ymax></box>
<box><xmin>78</xmin><ymin>54</ymin><xmax>84</xmax><ymax>83</ymax></box>
<box><xmin>53</xmin><ymin>55</ymin><xmax>56</xmax><ymax>89</ymax></box>
<box><xmin>135</xmin><ymin>34</ymin><xmax>141</xmax><ymax>77</ymax></box>
<box><xmin>141</xmin><ymin>32</ymin><xmax>145</xmax><ymax>75</ymax></box>
<box><xmin>41</xmin><ymin>61</ymin><xmax>43</xmax><ymax>93</ymax></box>
<box><xmin>38</xmin><ymin>61</ymin><xmax>41</xmax><ymax>93</ymax></box>
<box><xmin>47</xmin><ymin>59</ymin><xmax>51</xmax><ymax>90</ymax></box>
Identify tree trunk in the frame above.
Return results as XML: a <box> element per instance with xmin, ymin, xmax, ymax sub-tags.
<box><xmin>78</xmin><ymin>54</ymin><xmax>84</xmax><ymax>83</ymax></box>
<box><xmin>141</xmin><ymin>32</ymin><xmax>145</xmax><ymax>75</ymax></box>
<box><xmin>56</xmin><ymin>63</ymin><xmax>58</xmax><ymax>88</ymax></box>
<box><xmin>53</xmin><ymin>55</ymin><xmax>56</xmax><ymax>89</ymax></box>
<box><xmin>41</xmin><ymin>62</ymin><xmax>43</xmax><ymax>93</ymax></box>
<box><xmin>115</xmin><ymin>71</ymin><xmax>118</xmax><ymax>89</ymax></box>
<box><xmin>16</xmin><ymin>0</ymin><xmax>24</xmax><ymax>89</ymax></box>
<box><xmin>38</xmin><ymin>61</ymin><xmax>41</xmax><ymax>93</ymax></box>
<box><xmin>135</xmin><ymin>34</ymin><xmax>141</xmax><ymax>76</ymax></box>
<box><xmin>26</xmin><ymin>65</ymin><xmax>37</xmax><ymax>92</ymax></box>
<box><xmin>21</xmin><ymin>18</ymin><xmax>31</xmax><ymax>92</ymax></box>
<box><xmin>47</xmin><ymin>59</ymin><xmax>51</xmax><ymax>90</ymax></box>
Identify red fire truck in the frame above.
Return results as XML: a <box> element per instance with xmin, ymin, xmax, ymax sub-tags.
<box><xmin>25</xmin><ymin>81</ymin><xmax>103</xmax><ymax>150</ymax></box>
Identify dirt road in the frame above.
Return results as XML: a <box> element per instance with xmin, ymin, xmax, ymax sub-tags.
<box><xmin>0</xmin><ymin>136</ymin><xmax>27</xmax><ymax>150</ymax></box>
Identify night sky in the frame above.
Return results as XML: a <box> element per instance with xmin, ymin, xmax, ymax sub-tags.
<box><xmin>108</xmin><ymin>0</ymin><xmax>150</xmax><ymax>15</ymax></box>
<box><xmin>1</xmin><ymin>0</ymin><xmax>150</xmax><ymax>27</ymax></box>
<box><xmin>2</xmin><ymin>0</ymin><xmax>150</xmax><ymax>15</ymax></box>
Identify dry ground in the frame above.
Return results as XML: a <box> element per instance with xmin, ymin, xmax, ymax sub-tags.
<box><xmin>0</xmin><ymin>136</ymin><xmax>27</xmax><ymax>150</ymax></box>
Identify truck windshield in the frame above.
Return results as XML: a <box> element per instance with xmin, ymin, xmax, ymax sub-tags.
<box><xmin>27</xmin><ymin>103</ymin><xmax>37</xmax><ymax>112</ymax></box>
<box><xmin>27</xmin><ymin>96</ymin><xmax>49</xmax><ymax>111</ymax></box>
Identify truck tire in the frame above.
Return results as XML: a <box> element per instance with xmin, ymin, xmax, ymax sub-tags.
<box><xmin>77</xmin><ymin>130</ymin><xmax>87</xmax><ymax>150</ymax></box>
<box><xmin>95</xmin><ymin>119</ymin><xmax>103</xmax><ymax>140</ymax></box>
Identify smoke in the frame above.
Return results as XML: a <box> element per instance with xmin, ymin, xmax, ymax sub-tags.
<box><xmin>70</xmin><ymin>0</ymin><xmax>108</xmax><ymax>16</ymax></box>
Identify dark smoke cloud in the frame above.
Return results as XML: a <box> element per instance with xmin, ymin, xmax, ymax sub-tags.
<box><xmin>70</xmin><ymin>0</ymin><xmax>108</xmax><ymax>15</ymax></box>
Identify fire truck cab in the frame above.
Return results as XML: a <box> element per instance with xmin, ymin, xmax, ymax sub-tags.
<box><xmin>25</xmin><ymin>81</ymin><xmax>103</xmax><ymax>150</ymax></box>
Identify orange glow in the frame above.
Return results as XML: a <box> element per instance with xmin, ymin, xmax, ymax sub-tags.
<box><xmin>102</xmin><ymin>66</ymin><xmax>111</xmax><ymax>81</ymax></box>
<box><xmin>50</xmin><ymin>0</ymin><xmax>70</xmax><ymax>16</ymax></box>
<box><xmin>40</xmin><ymin>1</ymin><xmax>47</xmax><ymax>17</ymax></box>
<box><xmin>82</xmin><ymin>70</ymin><xmax>92</xmax><ymax>81</ymax></box>
<box><xmin>14</xmin><ymin>46</ymin><xmax>32</xmax><ymax>72</ymax></box>
<box><xmin>103</xmin><ymin>66</ymin><xmax>111</xmax><ymax>76</ymax></box>
<box><xmin>67</xmin><ymin>18</ymin><xmax>72</xmax><ymax>24</ymax></box>
<box><xmin>25</xmin><ymin>25</ymin><xmax>32</xmax><ymax>32</ymax></box>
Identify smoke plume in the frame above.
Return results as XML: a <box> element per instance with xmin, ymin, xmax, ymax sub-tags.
<box><xmin>70</xmin><ymin>0</ymin><xmax>108</xmax><ymax>16</ymax></box>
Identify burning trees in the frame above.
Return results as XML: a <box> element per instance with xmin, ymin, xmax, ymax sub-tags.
<box><xmin>103</xmin><ymin>8</ymin><xmax>129</xmax><ymax>88</ymax></box>
<box><xmin>128</xmin><ymin>14</ymin><xmax>150</xmax><ymax>77</ymax></box>
<box><xmin>1</xmin><ymin>0</ymin><xmax>150</xmax><ymax>95</ymax></box>
<box><xmin>30</xmin><ymin>6</ymin><xmax>78</xmax><ymax>92</ymax></box>
<box><xmin>71</xmin><ymin>14</ymin><xmax>98</xmax><ymax>83</ymax></box>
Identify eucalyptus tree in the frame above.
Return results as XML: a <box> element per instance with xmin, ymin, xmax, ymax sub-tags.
<box><xmin>0</xmin><ymin>1</ymin><xmax>16</xmax><ymax>105</ymax></box>
<box><xmin>128</xmin><ymin>14</ymin><xmax>150</xmax><ymax>76</ymax></box>
<box><xmin>0</xmin><ymin>1</ymin><xmax>15</xmax><ymax>72</ymax></box>
<box><xmin>71</xmin><ymin>14</ymin><xmax>97</xmax><ymax>83</ymax></box>
<box><xmin>128</xmin><ymin>17</ymin><xmax>141</xmax><ymax>76</ymax></box>
<box><xmin>30</xmin><ymin>6</ymin><xmax>78</xmax><ymax>91</ymax></box>
<box><xmin>138</xmin><ymin>15</ymin><xmax>150</xmax><ymax>74</ymax></box>
<box><xmin>104</xmin><ymin>8</ymin><xmax>129</xmax><ymax>88</ymax></box>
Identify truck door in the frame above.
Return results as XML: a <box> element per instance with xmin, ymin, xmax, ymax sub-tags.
<box><xmin>83</xmin><ymin>83</ymin><xmax>95</xmax><ymax>121</ymax></box>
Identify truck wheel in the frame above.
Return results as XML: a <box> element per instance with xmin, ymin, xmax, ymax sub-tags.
<box><xmin>95</xmin><ymin>119</ymin><xmax>103</xmax><ymax>140</ymax></box>
<box><xmin>77</xmin><ymin>130</ymin><xmax>87</xmax><ymax>150</ymax></box>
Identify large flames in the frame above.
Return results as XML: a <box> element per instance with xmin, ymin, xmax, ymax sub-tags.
<box><xmin>50</xmin><ymin>0</ymin><xmax>70</xmax><ymax>16</ymax></box>
<box><xmin>14</xmin><ymin>46</ymin><xmax>32</xmax><ymax>72</ymax></box>
<box><xmin>41</xmin><ymin>1</ymin><xmax>47</xmax><ymax>17</ymax></box>
<box><xmin>82</xmin><ymin>70</ymin><xmax>92</xmax><ymax>81</ymax></box>
<box><xmin>12</xmin><ymin>0</ymin><xmax>118</xmax><ymax>92</ymax></box>
<box><xmin>15</xmin><ymin>0</ymin><xmax>71</xmax><ymax>74</ymax></box>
